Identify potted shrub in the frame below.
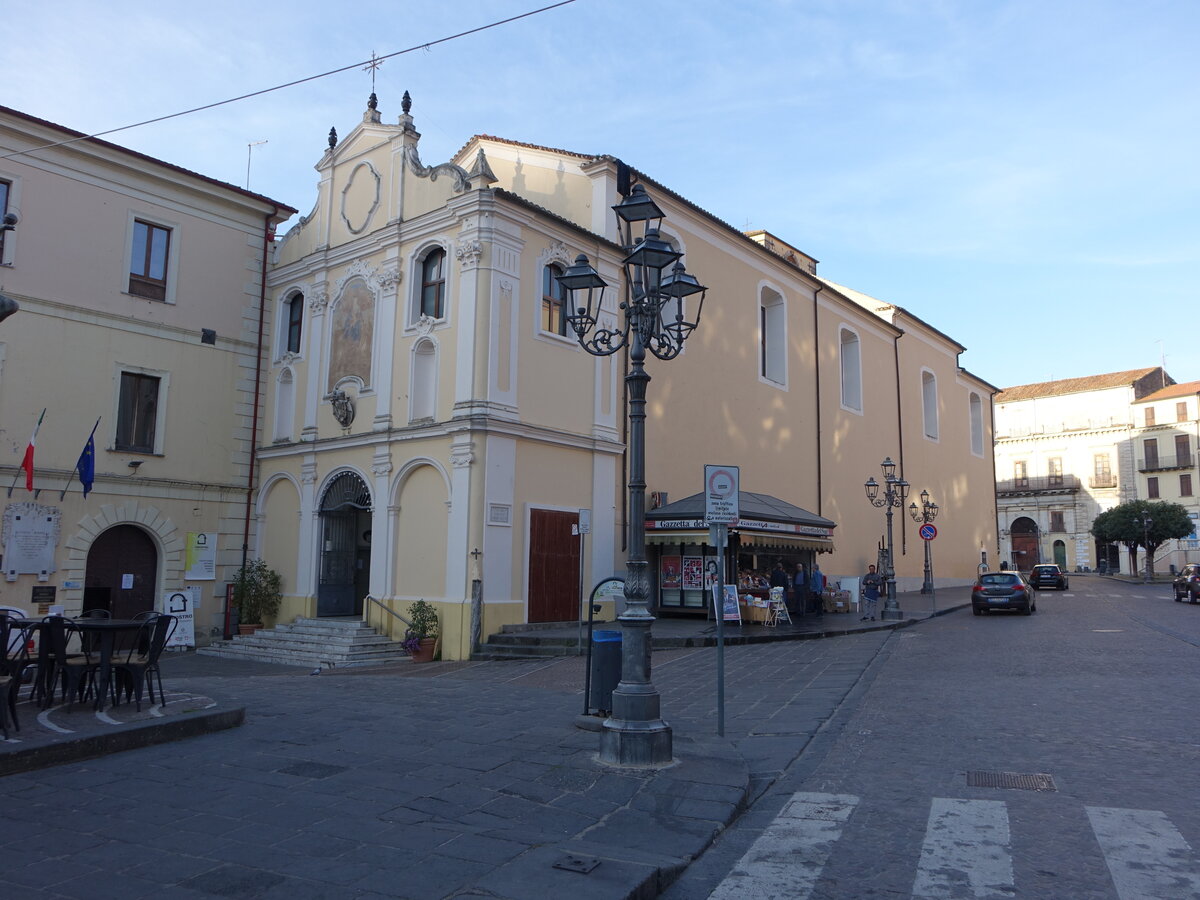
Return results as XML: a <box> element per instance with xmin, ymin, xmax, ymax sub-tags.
<box><xmin>232</xmin><ymin>559</ymin><xmax>282</xmax><ymax>635</ymax></box>
<box><xmin>403</xmin><ymin>599</ymin><xmax>439</xmax><ymax>663</ymax></box>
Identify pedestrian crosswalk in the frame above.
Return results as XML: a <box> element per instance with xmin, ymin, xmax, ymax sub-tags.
<box><xmin>709</xmin><ymin>792</ymin><xmax>1200</xmax><ymax>899</ymax></box>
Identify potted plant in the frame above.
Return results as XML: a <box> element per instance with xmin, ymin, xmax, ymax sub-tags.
<box><xmin>232</xmin><ymin>559</ymin><xmax>282</xmax><ymax>635</ymax></box>
<box><xmin>403</xmin><ymin>599</ymin><xmax>439</xmax><ymax>662</ymax></box>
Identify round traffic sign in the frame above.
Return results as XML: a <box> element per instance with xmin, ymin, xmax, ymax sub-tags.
<box><xmin>919</xmin><ymin>523</ymin><xmax>938</xmax><ymax>541</ymax></box>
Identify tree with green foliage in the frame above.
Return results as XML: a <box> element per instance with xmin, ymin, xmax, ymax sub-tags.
<box><xmin>1091</xmin><ymin>500</ymin><xmax>1193</xmax><ymax>579</ymax></box>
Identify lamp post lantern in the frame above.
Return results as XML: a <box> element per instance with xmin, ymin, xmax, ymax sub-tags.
<box><xmin>864</xmin><ymin>457</ymin><xmax>909</xmax><ymax>621</ymax></box>
<box><xmin>909</xmin><ymin>489</ymin><xmax>939</xmax><ymax>594</ymax></box>
<box><xmin>557</xmin><ymin>183</ymin><xmax>706</xmax><ymax>767</ymax></box>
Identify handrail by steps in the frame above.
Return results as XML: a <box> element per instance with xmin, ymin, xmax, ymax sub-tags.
<box><xmin>362</xmin><ymin>594</ymin><xmax>412</xmax><ymax>635</ymax></box>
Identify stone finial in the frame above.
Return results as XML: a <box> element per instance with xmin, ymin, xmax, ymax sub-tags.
<box><xmin>401</xmin><ymin>91</ymin><xmax>412</xmax><ymax>115</ymax></box>
<box><xmin>467</xmin><ymin>148</ymin><xmax>498</xmax><ymax>188</ymax></box>
<box><xmin>328</xmin><ymin>127</ymin><xmax>338</xmax><ymax>150</ymax></box>
<box><xmin>368</xmin><ymin>92</ymin><xmax>378</xmax><ymax>111</ymax></box>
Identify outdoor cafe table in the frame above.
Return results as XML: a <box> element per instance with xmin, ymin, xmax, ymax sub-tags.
<box><xmin>55</xmin><ymin>618</ymin><xmax>144</xmax><ymax>711</ymax></box>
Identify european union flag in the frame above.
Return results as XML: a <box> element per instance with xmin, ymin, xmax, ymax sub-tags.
<box><xmin>77</xmin><ymin>433</ymin><xmax>95</xmax><ymax>497</ymax></box>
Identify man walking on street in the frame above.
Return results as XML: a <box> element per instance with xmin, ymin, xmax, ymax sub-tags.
<box><xmin>810</xmin><ymin>563</ymin><xmax>825</xmax><ymax>616</ymax></box>
<box><xmin>861</xmin><ymin>564</ymin><xmax>882</xmax><ymax>621</ymax></box>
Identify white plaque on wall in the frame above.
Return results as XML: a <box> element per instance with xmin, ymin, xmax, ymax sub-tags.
<box><xmin>2</xmin><ymin>502</ymin><xmax>60</xmax><ymax>580</ymax></box>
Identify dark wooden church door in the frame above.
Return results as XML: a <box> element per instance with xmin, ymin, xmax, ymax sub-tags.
<box><xmin>527</xmin><ymin>509</ymin><xmax>580</xmax><ymax>623</ymax></box>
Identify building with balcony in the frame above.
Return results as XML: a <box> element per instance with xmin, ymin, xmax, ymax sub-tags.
<box><xmin>994</xmin><ymin>367</ymin><xmax>1175</xmax><ymax>573</ymax></box>
<box><xmin>1131</xmin><ymin>380</ymin><xmax>1200</xmax><ymax>573</ymax></box>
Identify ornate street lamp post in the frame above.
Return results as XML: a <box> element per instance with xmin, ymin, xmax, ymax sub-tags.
<box><xmin>864</xmin><ymin>457</ymin><xmax>909</xmax><ymax>621</ymax></box>
<box><xmin>557</xmin><ymin>184</ymin><xmax>706</xmax><ymax>767</ymax></box>
<box><xmin>909</xmin><ymin>489</ymin><xmax>939</xmax><ymax>594</ymax></box>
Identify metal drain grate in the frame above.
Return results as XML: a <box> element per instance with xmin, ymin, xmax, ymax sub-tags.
<box><xmin>276</xmin><ymin>761</ymin><xmax>349</xmax><ymax>779</ymax></box>
<box><xmin>967</xmin><ymin>770</ymin><xmax>1056</xmax><ymax>791</ymax></box>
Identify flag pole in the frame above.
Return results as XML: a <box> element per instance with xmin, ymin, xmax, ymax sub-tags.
<box><xmin>8</xmin><ymin>407</ymin><xmax>45</xmax><ymax>498</ymax></box>
<box><xmin>60</xmin><ymin>417</ymin><xmax>101</xmax><ymax>501</ymax></box>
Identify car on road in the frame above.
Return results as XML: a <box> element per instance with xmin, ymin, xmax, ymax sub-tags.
<box><xmin>1173</xmin><ymin>563</ymin><xmax>1200</xmax><ymax>603</ymax></box>
<box><xmin>1028</xmin><ymin>564</ymin><xmax>1069</xmax><ymax>590</ymax></box>
<box><xmin>972</xmin><ymin>571</ymin><xmax>1037</xmax><ymax>615</ymax></box>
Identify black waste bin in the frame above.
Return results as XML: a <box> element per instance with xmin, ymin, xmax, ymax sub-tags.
<box><xmin>589</xmin><ymin>629</ymin><xmax>622</xmax><ymax>713</ymax></box>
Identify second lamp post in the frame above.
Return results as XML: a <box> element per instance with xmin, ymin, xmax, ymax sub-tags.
<box><xmin>909</xmin><ymin>489</ymin><xmax>939</xmax><ymax>594</ymax></box>
<box><xmin>557</xmin><ymin>183</ymin><xmax>706</xmax><ymax>767</ymax></box>
<box><xmin>865</xmin><ymin>457</ymin><xmax>909</xmax><ymax>621</ymax></box>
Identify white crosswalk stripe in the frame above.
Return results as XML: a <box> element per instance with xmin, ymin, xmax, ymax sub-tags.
<box><xmin>706</xmin><ymin>796</ymin><xmax>1200</xmax><ymax>899</ymax></box>
<box><xmin>1086</xmin><ymin>806</ymin><xmax>1200</xmax><ymax>900</ymax></box>
<box><xmin>912</xmin><ymin>798</ymin><xmax>1013</xmax><ymax>898</ymax></box>
<box><xmin>708</xmin><ymin>792</ymin><xmax>858</xmax><ymax>900</ymax></box>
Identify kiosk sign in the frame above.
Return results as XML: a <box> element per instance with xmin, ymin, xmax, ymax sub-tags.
<box><xmin>704</xmin><ymin>465</ymin><xmax>740</xmax><ymax>524</ymax></box>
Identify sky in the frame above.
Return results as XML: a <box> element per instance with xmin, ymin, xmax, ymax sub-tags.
<box><xmin>7</xmin><ymin>0</ymin><xmax>1198</xmax><ymax>389</ymax></box>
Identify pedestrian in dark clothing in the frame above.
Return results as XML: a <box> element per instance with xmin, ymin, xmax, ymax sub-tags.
<box><xmin>860</xmin><ymin>564</ymin><xmax>882</xmax><ymax>621</ymax></box>
<box><xmin>791</xmin><ymin>563</ymin><xmax>806</xmax><ymax>614</ymax></box>
<box><xmin>810</xmin><ymin>563</ymin><xmax>826</xmax><ymax>615</ymax></box>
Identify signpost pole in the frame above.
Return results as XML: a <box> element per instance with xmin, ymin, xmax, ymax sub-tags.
<box><xmin>704</xmin><ymin>465</ymin><xmax>739</xmax><ymax>740</ymax></box>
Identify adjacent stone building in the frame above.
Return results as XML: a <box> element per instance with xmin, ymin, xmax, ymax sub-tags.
<box><xmin>0</xmin><ymin>105</ymin><xmax>295</xmax><ymax>637</ymax></box>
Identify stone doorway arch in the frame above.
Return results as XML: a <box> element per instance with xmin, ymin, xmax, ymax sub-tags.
<box><xmin>317</xmin><ymin>471</ymin><xmax>372</xmax><ymax>616</ymax></box>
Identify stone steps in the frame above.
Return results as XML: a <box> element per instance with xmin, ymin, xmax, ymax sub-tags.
<box><xmin>473</xmin><ymin>628</ymin><xmax>585</xmax><ymax>661</ymax></box>
<box><xmin>197</xmin><ymin>616</ymin><xmax>410</xmax><ymax>669</ymax></box>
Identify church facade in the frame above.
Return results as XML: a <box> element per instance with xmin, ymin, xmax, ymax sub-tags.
<box><xmin>259</xmin><ymin>94</ymin><xmax>998</xmax><ymax>660</ymax></box>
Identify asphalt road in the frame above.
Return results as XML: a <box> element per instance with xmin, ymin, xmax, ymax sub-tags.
<box><xmin>663</xmin><ymin>576</ymin><xmax>1200</xmax><ymax>899</ymax></box>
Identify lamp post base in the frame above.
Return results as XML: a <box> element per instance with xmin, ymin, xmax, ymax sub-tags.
<box><xmin>881</xmin><ymin>602</ymin><xmax>904</xmax><ymax>621</ymax></box>
<box><xmin>599</xmin><ymin>715</ymin><xmax>673</xmax><ymax>767</ymax></box>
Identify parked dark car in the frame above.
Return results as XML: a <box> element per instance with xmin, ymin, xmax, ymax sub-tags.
<box><xmin>1173</xmin><ymin>563</ymin><xmax>1200</xmax><ymax>603</ymax></box>
<box><xmin>1029</xmin><ymin>564</ymin><xmax>1069</xmax><ymax>590</ymax></box>
<box><xmin>972</xmin><ymin>571</ymin><xmax>1037</xmax><ymax>615</ymax></box>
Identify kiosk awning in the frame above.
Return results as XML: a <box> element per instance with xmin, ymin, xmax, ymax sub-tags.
<box><xmin>644</xmin><ymin>490</ymin><xmax>837</xmax><ymax>553</ymax></box>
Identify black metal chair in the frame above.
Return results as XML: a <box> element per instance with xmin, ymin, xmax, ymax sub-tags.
<box><xmin>112</xmin><ymin>614</ymin><xmax>176</xmax><ymax>711</ymax></box>
<box><xmin>40</xmin><ymin>616</ymin><xmax>97</xmax><ymax>709</ymax></box>
<box><xmin>0</xmin><ymin>618</ymin><xmax>36</xmax><ymax>736</ymax></box>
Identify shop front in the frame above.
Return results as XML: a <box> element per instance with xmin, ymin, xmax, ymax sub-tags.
<box><xmin>645</xmin><ymin>491</ymin><xmax>836</xmax><ymax>617</ymax></box>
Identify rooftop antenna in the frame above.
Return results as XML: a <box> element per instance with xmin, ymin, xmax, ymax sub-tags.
<box><xmin>246</xmin><ymin>140</ymin><xmax>267</xmax><ymax>189</ymax></box>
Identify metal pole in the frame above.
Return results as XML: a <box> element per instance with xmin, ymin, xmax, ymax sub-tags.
<box><xmin>714</xmin><ymin>523</ymin><xmax>727</xmax><ymax>738</ymax></box>
<box><xmin>600</xmin><ymin>328</ymin><xmax>672</xmax><ymax>766</ymax></box>
<box><xmin>882</xmin><ymin>500</ymin><xmax>902</xmax><ymax>620</ymax></box>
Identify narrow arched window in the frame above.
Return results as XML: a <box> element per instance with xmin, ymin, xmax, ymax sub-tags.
<box><xmin>285</xmin><ymin>293</ymin><xmax>303</xmax><ymax>354</ymax></box>
<box><xmin>922</xmin><ymin>370</ymin><xmax>939</xmax><ymax>440</ymax></box>
<box><xmin>969</xmin><ymin>392</ymin><xmax>984</xmax><ymax>456</ymax></box>
<box><xmin>840</xmin><ymin>328</ymin><xmax>862</xmax><ymax>411</ymax></box>
<box><xmin>542</xmin><ymin>263</ymin><xmax>567</xmax><ymax>336</ymax></box>
<box><xmin>420</xmin><ymin>249</ymin><xmax>446</xmax><ymax>319</ymax></box>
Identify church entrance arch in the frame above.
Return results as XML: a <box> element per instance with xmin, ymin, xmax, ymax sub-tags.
<box><xmin>1009</xmin><ymin>517</ymin><xmax>1041</xmax><ymax>571</ymax></box>
<box><xmin>85</xmin><ymin>525</ymin><xmax>157</xmax><ymax>618</ymax></box>
<box><xmin>318</xmin><ymin>471</ymin><xmax>372</xmax><ymax>617</ymax></box>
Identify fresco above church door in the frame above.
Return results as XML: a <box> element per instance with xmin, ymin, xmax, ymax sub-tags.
<box><xmin>327</xmin><ymin>276</ymin><xmax>374</xmax><ymax>392</ymax></box>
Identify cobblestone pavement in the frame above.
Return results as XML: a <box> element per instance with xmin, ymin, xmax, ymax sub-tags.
<box><xmin>0</xmin><ymin>589</ymin><xmax>967</xmax><ymax>899</ymax></box>
<box><xmin>661</xmin><ymin>577</ymin><xmax>1200</xmax><ymax>899</ymax></box>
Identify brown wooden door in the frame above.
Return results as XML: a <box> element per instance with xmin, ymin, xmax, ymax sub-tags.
<box><xmin>528</xmin><ymin>509</ymin><xmax>580</xmax><ymax>623</ymax></box>
<box><xmin>85</xmin><ymin>525</ymin><xmax>157</xmax><ymax>618</ymax></box>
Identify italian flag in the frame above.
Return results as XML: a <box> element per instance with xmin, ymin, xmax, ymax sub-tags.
<box><xmin>20</xmin><ymin>408</ymin><xmax>45</xmax><ymax>492</ymax></box>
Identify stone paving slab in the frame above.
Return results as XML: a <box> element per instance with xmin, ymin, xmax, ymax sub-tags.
<box><xmin>0</xmin><ymin>588</ymin><xmax>973</xmax><ymax>899</ymax></box>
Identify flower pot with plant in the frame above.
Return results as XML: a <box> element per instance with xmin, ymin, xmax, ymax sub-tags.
<box><xmin>232</xmin><ymin>559</ymin><xmax>282</xmax><ymax>635</ymax></box>
<box><xmin>403</xmin><ymin>599</ymin><xmax>439</xmax><ymax>662</ymax></box>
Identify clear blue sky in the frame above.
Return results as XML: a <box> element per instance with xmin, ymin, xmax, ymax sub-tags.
<box><xmin>8</xmin><ymin>0</ymin><xmax>1197</xmax><ymax>389</ymax></box>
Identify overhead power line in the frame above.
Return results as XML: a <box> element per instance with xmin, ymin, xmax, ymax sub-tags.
<box><xmin>1</xmin><ymin>0</ymin><xmax>577</xmax><ymax>162</ymax></box>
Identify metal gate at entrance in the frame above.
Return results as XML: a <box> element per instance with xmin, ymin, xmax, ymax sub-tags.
<box><xmin>318</xmin><ymin>472</ymin><xmax>372</xmax><ymax>617</ymax></box>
